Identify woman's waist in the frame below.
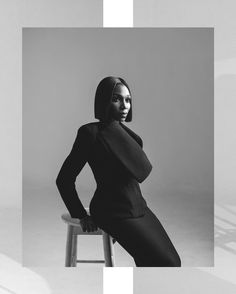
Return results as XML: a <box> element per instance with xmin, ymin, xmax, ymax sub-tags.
<box><xmin>90</xmin><ymin>185</ymin><xmax>146</xmax><ymax>211</ymax></box>
<box><xmin>89</xmin><ymin>195</ymin><xmax>147</xmax><ymax>221</ymax></box>
<box><xmin>96</xmin><ymin>178</ymin><xmax>140</xmax><ymax>191</ymax></box>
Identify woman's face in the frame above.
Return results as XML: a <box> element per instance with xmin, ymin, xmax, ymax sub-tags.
<box><xmin>108</xmin><ymin>84</ymin><xmax>131</xmax><ymax>122</ymax></box>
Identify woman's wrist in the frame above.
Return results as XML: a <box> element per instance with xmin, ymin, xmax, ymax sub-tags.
<box><xmin>80</xmin><ymin>214</ymin><xmax>88</xmax><ymax>220</ymax></box>
<box><xmin>79</xmin><ymin>214</ymin><xmax>89</xmax><ymax>221</ymax></box>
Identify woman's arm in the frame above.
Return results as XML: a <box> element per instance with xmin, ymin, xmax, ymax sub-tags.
<box><xmin>56</xmin><ymin>125</ymin><xmax>93</xmax><ymax>219</ymax></box>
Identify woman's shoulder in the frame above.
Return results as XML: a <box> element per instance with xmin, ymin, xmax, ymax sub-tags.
<box><xmin>78</xmin><ymin>121</ymin><xmax>100</xmax><ymax>139</ymax></box>
<box><xmin>79</xmin><ymin>121</ymin><xmax>100</xmax><ymax>130</ymax></box>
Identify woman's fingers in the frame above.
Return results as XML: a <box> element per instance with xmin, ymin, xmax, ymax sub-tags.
<box><xmin>90</xmin><ymin>222</ymin><xmax>98</xmax><ymax>232</ymax></box>
<box><xmin>92</xmin><ymin>224</ymin><xmax>98</xmax><ymax>232</ymax></box>
<box><xmin>88</xmin><ymin>223</ymin><xmax>92</xmax><ymax>232</ymax></box>
<box><xmin>80</xmin><ymin>217</ymin><xmax>98</xmax><ymax>232</ymax></box>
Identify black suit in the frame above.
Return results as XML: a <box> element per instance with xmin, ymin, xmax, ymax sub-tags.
<box><xmin>56</xmin><ymin>120</ymin><xmax>181</xmax><ymax>266</ymax></box>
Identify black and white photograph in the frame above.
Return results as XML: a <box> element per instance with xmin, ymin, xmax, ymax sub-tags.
<box><xmin>23</xmin><ymin>27</ymin><xmax>213</xmax><ymax>268</ymax></box>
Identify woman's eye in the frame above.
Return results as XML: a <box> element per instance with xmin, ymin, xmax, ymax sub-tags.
<box><xmin>112</xmin><ymin>96</ymin><xmax>119</xmax><ymax>102</ymax></box>
<box><xmin>112</xmin><ymin>96</ymin><xmax>131</xmax><ymax>103</ymax></box>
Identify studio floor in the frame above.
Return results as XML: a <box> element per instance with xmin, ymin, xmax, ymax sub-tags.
<box><xmin>21</xmin><ymin>183</ymin><xmax>214</xmax><ymax>267</ymax></box>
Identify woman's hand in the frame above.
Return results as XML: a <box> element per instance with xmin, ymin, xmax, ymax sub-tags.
<box><xmin>80</xmin><ymin>215</ymin><xmax>98</xmax><ymax>232</ymax></box>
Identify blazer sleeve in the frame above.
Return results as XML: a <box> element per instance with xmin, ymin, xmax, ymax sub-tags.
<box><xmin>56</xmin><ymin>125</ymin><xmax>93</xmax><ymax>219</ymax></box>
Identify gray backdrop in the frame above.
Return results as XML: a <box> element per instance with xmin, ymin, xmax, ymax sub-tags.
<box><xmin>23</xmin><ymin>28</ymin><xmax>213</xmax><ymax>266</ymax></box>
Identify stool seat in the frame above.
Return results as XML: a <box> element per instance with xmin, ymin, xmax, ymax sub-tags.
<box><xmin>61</xmin><ymin>210</ymin><xmax>115</xmax><ymax>267</ymax></box>
<box><xmin>61</xmin><ymin>213</ymin><xmax>103</xmax><ymax>235</ymax></box>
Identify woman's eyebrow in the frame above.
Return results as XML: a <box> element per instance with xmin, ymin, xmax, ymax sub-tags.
<box><xmin>113</xmin><ymin>94</ymin><xmax>131</xmax><ymax>98</ymax></box>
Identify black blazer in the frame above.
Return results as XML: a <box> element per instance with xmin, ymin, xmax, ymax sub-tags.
<box><xmin>56</xmin><ymin>120</ymin><xmax>152</xmax><ymax>220</ymax></box>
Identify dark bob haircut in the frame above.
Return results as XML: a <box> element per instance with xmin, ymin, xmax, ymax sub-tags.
<box><xmin>94</xmin><ymin>76</ymin><xmax>132</xmax><ymax>122</ymax></box>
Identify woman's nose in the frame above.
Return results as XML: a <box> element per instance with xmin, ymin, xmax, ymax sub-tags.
<box><xmin>121</xmin><ymin>99</ymin><xmax>128</xmax><ymax>109</ymax></box>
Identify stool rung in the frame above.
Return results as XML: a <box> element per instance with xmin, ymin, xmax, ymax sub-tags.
<box><xmin>76</xmin><ymin>260</ymin><xmax>105</xmax><ymax>263</ymax></box>
<box><xmin>62</xmin><ymin>212</ymin><xmax>115</xmax><ymax>266</ymax></box>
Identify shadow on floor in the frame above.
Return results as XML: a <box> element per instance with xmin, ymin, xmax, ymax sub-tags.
<box><xmin>215</xmin><ymin>203</ymin><xmax>236</xmax><ymax>255</ymax></box>
<box><xmin>0</xmin><ymin>285</ymin><xmax>17</xmax><ymax>294</ymax></box>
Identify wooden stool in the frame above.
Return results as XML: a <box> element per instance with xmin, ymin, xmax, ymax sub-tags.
<box><xmin>61</xmin><ymin>210</ymin><xmax>115</xmax><ymax>267</ymax></box>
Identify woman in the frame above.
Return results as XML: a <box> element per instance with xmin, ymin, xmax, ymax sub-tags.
<box><xmin>56</xmin><ymin>76</ymin><xmax>181</xmax><ymax>267</ymax></box>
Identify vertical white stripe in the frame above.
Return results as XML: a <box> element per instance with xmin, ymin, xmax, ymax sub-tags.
<box><xmin>103</xmin><ymin>2</ymin><xmax>134</xmax><ymax>294</ymax></box>
<box><xmin>103</xmin><ymin>268</ymin><xmax>133</xmax><ymax>294</ymax></box>
<box><xmin>103</xmin><ymin>0</ymin><xmax>133</xmax><ymax>27</ymax></box>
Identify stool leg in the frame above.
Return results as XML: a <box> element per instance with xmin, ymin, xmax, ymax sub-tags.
<box><xmin>71</xmin><ymin>231</ymin><xmax>77</xmax><ymax>267</ymax></box>
<box><xmin>65</xmin><ymin>225</ymin><xmax>73</xmax><ymax>266</ymax></box>
<box><xmin>102</xmin><ymin>232</ymin><xmax>114</xmax><ymax>267</ymax></box>
<box><xmin>109</xmin><ymin>235</ymin><xmax>115</xmax><ymax>267</ymax></box>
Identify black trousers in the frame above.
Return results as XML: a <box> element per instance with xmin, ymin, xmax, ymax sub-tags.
<box><xmin>92</xmin><ymin>206</ymin><xmax>181</xmax><ymax>267</ymax></box>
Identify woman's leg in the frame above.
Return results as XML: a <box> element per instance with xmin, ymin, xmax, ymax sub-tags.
<box><xmin>93</xmin><ymin>207</ymin><xmax>181</xmax><ymax>267</ymax></box>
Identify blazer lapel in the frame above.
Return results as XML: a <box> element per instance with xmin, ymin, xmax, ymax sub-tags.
<box><xmin>119</xmin><ymin>122</ymin><xmax>143</xmax><ymax>148</ymax></box>
<box><xmin>99</xmin><ymin>121</ymin><xmax>152</xmax><ymax>183</ymax></box>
